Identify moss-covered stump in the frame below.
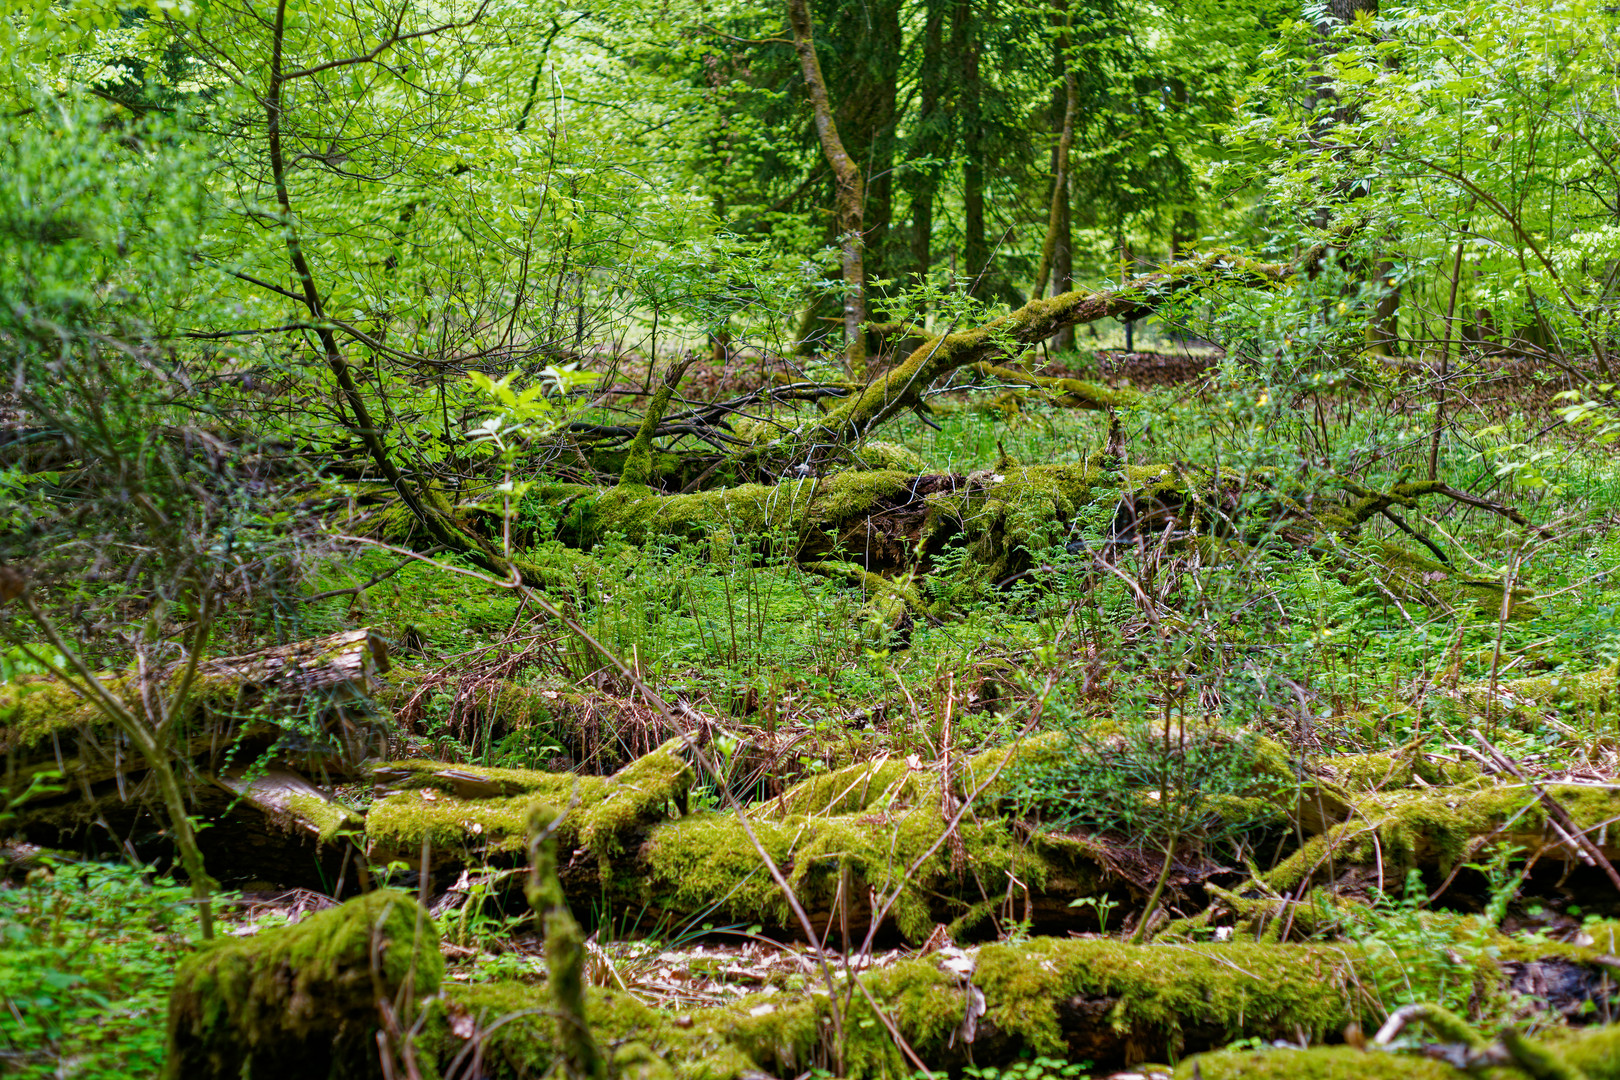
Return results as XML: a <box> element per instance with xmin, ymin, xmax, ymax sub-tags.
<box><xmin>427</xmin><ymin>938</ymin><xmax>1393</xmax><ymax>1079</ymax></box>
<box><xmin>366</xmin><ymin>736</ymin><xmax>695</xmax><ymax>892</ymax></box>
<box><xmin>1175</xmin><ymin>1022</ymin><xmax>1620</xmax><ymax>1079</ymax></box>
<box><xmin>165</xmin><ymin>889</ymin><xmax>441</xmax><ymax>1080</ymax></box>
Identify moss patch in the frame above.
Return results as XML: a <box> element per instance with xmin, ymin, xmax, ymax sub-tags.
<box><xmin>425</xmin><ymin>938</ymin><xmax>1432</xmax><ymax>1079</ymax></box>
<box><xmin>643</xmin><ymin>740</ymin><xmax>1097</xmax><ymax>941</ymax></box>
<box><xmin>1266</xmin><ymin>780</ymin><xmax>1620</xmax><ymax>891</ymax></box>
<box><xmin>1176</xmin><ymin>1023</ymin><xmax>1620</xmax><ymax>1080</ymax></box>
<box><xmin>165</xmin><ymin>890</ymin><xmax>440</xmax><ymax>1080</ymax></box>
<box><xmin>366</xmin><ymin>738</ymin><xmax>693</xmax><ymax>869</ymax></box>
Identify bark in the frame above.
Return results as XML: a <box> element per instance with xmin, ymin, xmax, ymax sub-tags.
<box><xmin>834</xmin><ymin>0</ymin><xmax>902</xmax><ymax>323</ymax></box>
<box><xmin>907</xmin><ymin>2</ymin><xmax>947</xmax><ymax>295</ymax></box>
<box><xmin>788</xmin><ymin>0</ymin><xmax>867</xmax><ymax>375</ymax></box>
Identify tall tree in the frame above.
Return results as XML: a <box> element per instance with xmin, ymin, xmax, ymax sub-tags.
<box><xmin>788</xmin><ymin>0</ymin><xmax>867</xmax><ymax>374</ymax></box>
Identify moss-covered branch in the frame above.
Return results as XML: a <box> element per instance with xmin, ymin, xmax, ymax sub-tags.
<box><xmin>619</xmin><ymin>356</ymin><xmax>698</xmax><ymax>488</ymax></box>
<box><xmin>801</xmin><ymin>246</ymin><xmax>1328</xmax><ymax>443</ymax></box>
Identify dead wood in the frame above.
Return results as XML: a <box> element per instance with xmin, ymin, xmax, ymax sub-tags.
<box><xmin>1</xmin><ymin>630</ymin><xmax>391</xmax><ymax>878</ymax></box>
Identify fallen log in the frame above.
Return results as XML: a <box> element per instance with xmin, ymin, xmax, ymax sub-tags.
<box><xmin>430</xmin><ymin>935</ymin><xmax>1620</xmax><ymax>1079</ymax></box>
<box><xmin>1</xmin><ymin>629</ymin><xmax>391</xmax><ymax>880</ymax></box>
<box><xmin>1179</xmin><ymin>1022</ymin><xmax>1620</xmax><ymax>1079</ymax></box>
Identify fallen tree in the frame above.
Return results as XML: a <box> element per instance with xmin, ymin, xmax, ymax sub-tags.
<box><xmin>1</xmin><ymin>629</ymin><xmax>390</xmax><ymax>883</ymax></box>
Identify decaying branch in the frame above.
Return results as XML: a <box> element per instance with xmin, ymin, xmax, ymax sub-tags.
<box><xmin>795</xmin><ymin>245</ymin><xmax>1332</xmax><ymax>446</ymax></box>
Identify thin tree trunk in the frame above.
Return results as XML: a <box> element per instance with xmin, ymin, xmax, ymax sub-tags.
<box><xmin>908</xmin><ymin>2</ymin><xmax>946</xmax><ymax>297</ymax></box>
<box><xmin>265</xmin><ymin>0</ymin><xmax>516</xmax><ymax>580</ymax></box>
<box><xmin>788</xmin><ymin>0</ymin><xmax>867</xmax><ymax>376</ymax></box>
<box><xmin>1429</xmin><ymin>235</ymin><xmax>1466</xmax><ymax>480</ymax></box>
<box><xmin>955</xmin><ymin>0</ymin><xmax>987</xmax><ymax>295</ymax></box>
<box><xmin>1052</xmin><ymin>179</ymin><xmax>1074</xmax><ymax>349</ymax></box>
<box><xmin>1033</xmin><ymin>64</ymin><xmax>1078</xmax><ymax>299</ymax></box>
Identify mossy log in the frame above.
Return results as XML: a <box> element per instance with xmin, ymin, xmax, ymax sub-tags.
<box><xmin>429</xmin><ymin>936</ymin><xmax>1620</xmax><ymax>1079</ymax></box>
<box><xmin>365</xmin><ymin>735</ymin><xmax>697</xmax><ymax>884</ymax></box>
<box><xmin>165</xmin><ymin>889</ymin><xmax>441</xmax><ymax>1080</ymax></box>
<box><xmin>363</xmin><ymin>733</ymin><xmax>1335</xmax><ymax>942</ymax></box>
<box><xmin>1</xmin><ymin>630</ymin><xmax>389</xmax><ymax>879</ymax></box>
<box><xmin>563</xmin><ymin>462</ymin><xmax>1107</xmax><ymax>586</ymax></box>
<box><xmin>430</xmin><ymin>938</ymin><xmax>1379</xmax><ymax>1078</ymax></box>
<box><xmin>0</xmin><ymin>628</ymin><xmax>391</xmax><ymax>777</ymax></box>
<box><xmin>1177</xmin><ymin>1023</ymin><xmax>1620</xmax><ymax>1079</ymax></box>
<box><xmin>1266</xmin><ymin>776</ymin><xmax>1620</xmax><ymax>892</ymax></box>
<box><xmin>795</xmin><ymin>247</ymin><xmax>1328</xmax><ymax>446</ymax></box>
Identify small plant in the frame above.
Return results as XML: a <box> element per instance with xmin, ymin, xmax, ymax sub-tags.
<box><xmin>1350</xmin><ymin>868</ymin><xmax>1502</xmax><ymax>1019</ymax></box>
<box><xmin>1066</xmin><ymin>894</ymin><xmax>1121</xmax><ymax>935</ymax></box>
<box><xmin>962</xmin><ymin>1055</ymin><xmax>1094</xmax><ymax>1080</ymax></box>
<box><xmin>0</xmin><ymin>860</ymin><xmax>204</xmax><ymax>1079</ymax></box>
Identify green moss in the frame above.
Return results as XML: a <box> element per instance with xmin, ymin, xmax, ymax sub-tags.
<box><xmin>0</xmin><ymin>676</ymin><xmax>101</xmax><ymax>750</ymax></box>
<box><xmin>367</xmin><ymin>788</ymin><xmax>544</xmax><ymax>854</ymax></box>
<box><xmin>1173</xmin><ymin>1047</ymin><xmax>1460</xmax><ymax>1079</ymax></box>
<box><xmin>366</xmin><ymin>740</ymin><xmax>693</xmax><ymax>869</ymax></box>
<box><xmin>428</xmin><ymin>936</ymin><xmax>1581</xmax><ymax>1080</ymax></box>
<box><xmin>1313</xmin><ymin>748</ymin><xmax>1482</xmax><ymax>793</ymax></box>
<box><xmin>643</xmin><ymin>769</ymin><xmax>1086</xmax><ymax>941</ymax></box>
<box><xmin>280</xmin><ymin>792</ymin><xmax>364</xmax><ymax>843</ymax></box>
<box><xmin>774</xmin><ymin>757</ymin><xmax>920</xmax><ymax>816</ymax></box>
<box><xmin>430</xmin><ymin>982</ymin><xmax>761</xmax><ymax>1080</ymax></box>
<box><xmin>854</xmin><ymin>441</ymin><xmax>930</xmax><ymax>472</ymax></box>
<box><xmin>584</xmin><ymin>470</ymin><xmax>913</xmax><ymax>546</ymax></box>
<box><xmin>1175</xmin><ymin>1024</ymin><xmax>1620</xmax><ymax>1080</ymax></box>
<box><xmin>973</xmin><ymin>938</ymin><xmax>1377</xmax><ymax>1058</ymax></box>
<box><xmin>1370</xmin><ymin>541</ymin><xmax>1538</xmax><ymax>616</ymax></box>
<box><xmin>923</xmin><ymin>464</ymin><xmax>1103</xmax><ymax>581</ymax></box>
<box><xmin>165</xmin><ymin>890</ymin><xmax>440</xmax><ymax>1080</ymax></box>
<box><xmin>1455</xmin><ymin>665</ymin><xmax>1620</xmax><ymax>729</ymax></box>
<box><xmin>1266</xmin><ymin>780</ymin><xmax>1620</xmax><ymax>891</ymax></box>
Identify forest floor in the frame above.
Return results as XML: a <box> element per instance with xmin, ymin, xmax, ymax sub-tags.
<box><xmin>6</xmin><ymin>345</ymin><xmax>1620</xmax><ymax>1080</ymax></box>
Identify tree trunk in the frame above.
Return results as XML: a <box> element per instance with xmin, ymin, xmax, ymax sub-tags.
<box><xmin>1033</xmin><ymin>30</ymin><xmax>1078</xmax><ymax>302</ymax></box>
<box><xmin>787</xmin><ymin>0</ymin><xmax>867</xmax><ymax>376</ymax></box>
<box><xmin>955</xmin><ymin>0</ymin><xmax>987</xmax><ymax>295</ymax></box>
<box><xmin>907</xmin><ymin>2</ymin><xmax>946</xmax><ymax>297</ymax></box>
<box><xmin>832</xmin><ymin>0</ymin><xmax>902</xmax><ymax>331</ymax></box>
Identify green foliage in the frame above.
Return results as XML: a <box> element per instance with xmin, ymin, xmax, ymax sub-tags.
<box><xmin>1349</xmin><ymin>869</ymin><xmax>1503</xmax><ymax>1019</ymax></box>
<box><xmin>962</xmin><ymin>1057</ymin><xmax>1094</xmax><ymax>1080</ymax></box>
<box><xmin>1006</xmin><ymin>719</ymin><xmax>1286</xmax><ymax>855</ymax></box>
<box><xmin>0</xmin><ymin>861</ymin><xmax>201</xmax><ymax>1079</ymax></box>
